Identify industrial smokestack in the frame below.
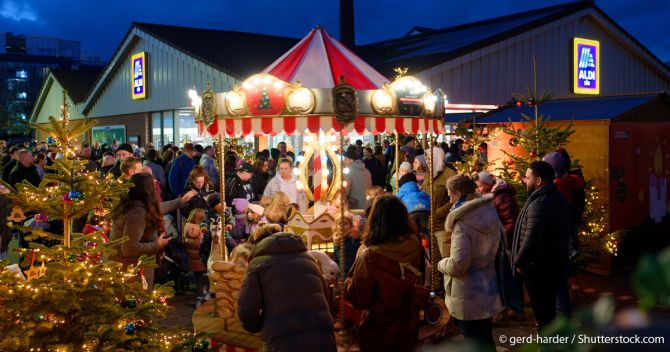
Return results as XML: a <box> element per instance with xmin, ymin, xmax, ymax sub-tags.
<box><xmin>340</xmin><ymin>0</ymin><xmax>355</xmax><ymax>47</ymax></box>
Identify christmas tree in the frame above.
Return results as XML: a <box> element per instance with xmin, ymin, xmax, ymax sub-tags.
<box><xmin>258</xmin><ymin>88</ymin><xmax>272</xmax><ymax>110</ymax></box>
<box><xmin>0</xmin><ymin>91</ymin><xmax>210</xmax><ymax>351</ymax></box>
<box><xmin>452</xmin><ymin>119</ymin><xmax>495</xmax><ymax>176</ymax></box>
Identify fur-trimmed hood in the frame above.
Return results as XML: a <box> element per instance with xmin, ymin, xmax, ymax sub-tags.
<box><xmin>445</xmin><ymin>194</ymin><xmax>498</xmax><ymax>233</ymax></box>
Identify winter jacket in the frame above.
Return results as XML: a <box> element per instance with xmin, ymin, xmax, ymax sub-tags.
<box><xmin>143</xmin><ymin>160</ymin><xmax>167</xmax><ymax>193</ymax></box>
<box><xmin>8</xmin><ymin>163</ymin><xmax>41</xmax><ymax>187</ymax></box>
<box><xmin>346</xmin><ymin>234</ymin><xmax>421</xmax><ymax>352</ymax></box>
<box><xmin>397</xmin><ymin>181</ymin><xmax>431</xmax><ymax>213</ymax></box>
<box><xmin>422</xmin><ymin>166</ymin><xmax>457</xmax><ymax>233</ymax></box>
<box><xmin>1</xmin><ymin>159</ymin><xmax>16</xmax><ymax>181</ymax></box>
<box><xmin>262</xmin><ymin>174</ymin><xmax>307</xmax><ymax>212</ymax></box>
<box><xmin>363</xmin><ymin>157</ymin><xmax>386</xmax><ymax>187</ymax></box>
<box><xmin>199</xmin><ymin>154</ymin><xmax>219</xmax><ymax>191</ymax></box>
<box><xmin>99</xmin><ymin>165</ymin><xmax>114</xmax><ymax>180</ymax></box>
<box><xmin>109</xmin><ymin>160</ymin><xmax>122</xmax><ymax>179</ymax></box>
<box><xmin>511</xmin><ymin>183</ymin><xmax>570</xmax><ymax>277</ymax></box>
<box><xmin>168</xmin><ymin>154</ymin><xmax>195</xmax><ymax>196</ymax></box>
<box><xmin>491</xmin><ymin>180</ymin><xmax>519</xmax><ymax>247</ymax></box>
<box><xmin>438</xmin><ymin>195</ymin><xmax>502</xmax><ymax>321</ymax></box>
<box><xmin>334</xmin><ymin>235</ymin><xmax>361</xmax><ymax>275</ymax></box>
<box><xmin>224</xmin><ymin>174</ymin><xmax>254</xmax><ymax>202</ymax></box>
<box><xmin>238</xmin><ymin>232</ymin><xmax>336</xmax><ymax>352</ymax></box>
<box><xmin>249</xmin><ymin>172</ymin><xmax>269</xmax><ymax>201</ymax></box>
<box><xmin>180</xmin><ymin>187</ymin><xmax>214</xmax><ymax>219</ymax></box>
<box><xmin>344</xmin><ymin>160</ymin><xmax>372</xmax><ymax>210</ymax></box>
<box><xmin>183</xmin><ymin>223</ymin><xmax>206</xmax><ymax>272</ymax></box>
<box><xmin>109</xmin><ymin>198</ymin><xmax>184</xmax><ymax>290</ymax></box>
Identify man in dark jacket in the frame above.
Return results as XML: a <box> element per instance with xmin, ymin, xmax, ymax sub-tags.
<box><xmin>8</xmin><ymin>150</ymin><xmax>41</xmax><ymax>187</ymax></box>
<box><xmin>109</xmin><ymin>143</ymin><xmax>134</xmax><ymax>179</ymax></box>
<box><xmin>238</xmin><ymin>231</ymin><xmax>336</xmax><ymax>352</ymax></box>
<box><xmin>168</xmin><ymin>143</ymin><xmax>195</xmax><ymax>195</ymax></box>
<box><xmin>1</xmin><ymin>147</ymin><xmax>20</xmax><ymax>182</ymax></box>
<box><xmin>224</xmin><ymin>162</ymin><xmax>254</xmax><ymax>203</ymax></box>
<box><xmin>512</xmin><ymin>161</ymin><xmax>570</xmax><ymax>331</ymax></box>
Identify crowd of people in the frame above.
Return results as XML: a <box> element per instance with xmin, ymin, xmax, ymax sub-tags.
<box><xmin>0</xmin><ymin>136</ymin><xmax>587</xmax><ymax>351</ymax></box>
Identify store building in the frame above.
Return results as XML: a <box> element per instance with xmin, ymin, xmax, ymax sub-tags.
<box><xmin>32</xmin><ymin>23</ymin><xmax>299</xmax><ymax>147</ymax></box>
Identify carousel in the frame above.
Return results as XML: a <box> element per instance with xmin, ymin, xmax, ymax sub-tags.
<box><xmin>190</xmin><ymin>26</ymin><xmax>449</xmax><ymax>351</ymax></box>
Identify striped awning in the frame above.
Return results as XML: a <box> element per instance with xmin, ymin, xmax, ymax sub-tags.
<box><xmin>218</xmin><ymin>115</ymin><xmax>443</xmax><ymax>136</ymax></box>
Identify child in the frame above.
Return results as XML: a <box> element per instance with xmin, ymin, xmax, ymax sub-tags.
<box><xmin>183</xmin><ymin>208</ymin><xmax>208</xmax><ymax>307</ymax></box>
<box><xmin>332</xmin><ymin>211</ymin><xmax>360</xmax><ymax>275</ymax></box>
<box><xmin>246</xmin><ymin>203</ymin><xmax>266</xmax><ymax>236</ymax></box>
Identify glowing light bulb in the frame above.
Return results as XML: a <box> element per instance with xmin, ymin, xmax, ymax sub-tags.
<box><xmin>343</xmin><ymin>167</ymin><xmax>350</xmax><ymax>175</ymax></box>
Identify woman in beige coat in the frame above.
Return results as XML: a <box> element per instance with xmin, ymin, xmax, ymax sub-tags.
<box><xmin>438</xmin><ymin>175</ymin><xmax>502</xmax><ymax>350</ymax></box>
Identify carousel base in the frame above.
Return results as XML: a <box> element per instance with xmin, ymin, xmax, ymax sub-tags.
<box><xmin>193</xmin><ymin>300</ymin><xmax>451</xmax><ymax>351</ymax></box>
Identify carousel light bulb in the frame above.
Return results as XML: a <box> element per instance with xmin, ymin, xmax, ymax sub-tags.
<box><xmin>329</xmin><ymin>134</ymin><xmax>337</xmax><ymax>142</ymax></box>
<box><xmin>304</xmin><ymin>135</ymin><xmax>312</xmax><ymax>144</ymax></box>
<box><xmin>188</xmin><ymin>89</ymin><xmax>198</xmax><ymax>101</ymax></box>
<box><xmin>322</xmin><ymin>169</ymin><xmax>330</xmax><ymax>176</ymax></box>
<box><xmin>273</xmin><ymin>81</ymin><xmax>284</xmax><ymax>90</ymax></box>
<box><xmin>293</xmin><ymin>168</ymin><xmax>301</xmax><ymax>176</ymax></box>
<box><xmin>422</xmin><ymin>93</ymin><xmax>437</xmax><ymax>115</ymax></box>
<box><xmin>252</xmin><ymin>76</ymin><xmax>261</xmax><ymax>85</ymax></box>
<box><xmin>343</xmin><ymin>167</ymin><xmax>350</xmax><ymax>175</ymax></box>
<box><xmin>296</xmin><ymin>155</ymin><xmax>305</xmax><ymax>163</ymax></box>
<box><xmin>286</xmin><ymin>87</ymin><xmax>315</xmax><ymax>113</ymax></box>
<box><xmin>372</xmin><ymin>89</ymin><xmax>394</xmax><ymax>114</ymax></box>
<box><xmin>262</xmin><ymin>76</ymin><xmax>272</xmax><ymax>85</ymax></box>
<box><xmin>331</xmin><ymin>145</ymin><xmax>339</xmax><ymax>152</ymax></box>
<box><xmin>343</xmin><ymin>181</ymin><xmax>348</xmax><ymax>187</ymax></box>
<box><xmin>242</xmin><ymin>82</ymin><xmax>252</xmax><ymax>90</ymax></box>
<box><xmin>296</xmin><ymin>181</ymin><xmax>303</xmax><ymax>190</ymax></box>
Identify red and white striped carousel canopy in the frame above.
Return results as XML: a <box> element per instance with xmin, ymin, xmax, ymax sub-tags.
<box><xmin>201</xmin><ymin>26</ymin><xmax>445</xmax><ymax>136</ymax></box>
<box><xmin>262</xmin><ymin>26</ymin><xmax>389</xmax><ymax>89</ymax></box>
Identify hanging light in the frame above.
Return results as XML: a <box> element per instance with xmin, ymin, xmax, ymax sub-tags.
<box><xmin>343</xmin><ymin>167</ymin><xmax>350</xmax><ymax>175</ymax></box>
<box><xmin>422</xmin><ymin>92</ymin><xmax>437</xmax><ymax>116</ymax></box>
<box><xmin>371</xmin><ymin>85</ymin><xmax>396</xmax><ymax>114</ymax></box>
<box><xmin>293</xmin><ymin>167</ymin><xmax>301</xmax><ymax>176</ymax></box>
<box><xmin>225</xmin><ymin>90</ymin><xmax>246</xmax><ymax>116</ymax></box>
<box><xmin>285</xmin><ymin>86</ymin><xmax>316</xmax><ymax>114</ymax></box>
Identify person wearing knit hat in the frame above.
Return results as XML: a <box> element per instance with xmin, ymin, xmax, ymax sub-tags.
<box><xmin>390</xmin><ymin>162</ymin><xmax>412</xmax><ymax>193</ymax></box>
<box><xmin>413</xmin><ymin>154</ymin><xmax>429</xmax><ymax>186</ymax></box>
<box><xmin>477</xmin><ymin>171</ymin><xmax>496</xmax><ymax>186</ymax></box>
<box><xmin>108</xmin><ymin>143</ymin><xmax>134</xmax><ymax>178</ymax></box>
<box><xmin>542</xmin><ymin>152</ymin><xmax>566</xmax><ymax>178</ymax></box>
<box><xmin>206</xmin><ymin>192</ymin><xmax>222</xmax><ymax>210</ymax></box>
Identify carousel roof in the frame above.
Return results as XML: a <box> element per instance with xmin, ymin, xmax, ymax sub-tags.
<box><xmin>262</xmin><ymin>26</ymin><xmax>389</xmax><ymax>90</ymax></box>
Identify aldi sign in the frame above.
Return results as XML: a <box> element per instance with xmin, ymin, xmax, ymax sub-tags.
<box><xmin>131</xmin><ymin>52</ymin><xmax>147</xmax><ymax>99</ymax></box>
<box><xmin>573</xmin><ymin>38</ymin><xmax>600</xmax><ymax>94</ymax></box>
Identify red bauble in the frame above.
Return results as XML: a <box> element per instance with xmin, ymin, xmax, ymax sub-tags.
<box><xmin>516</xmin><ymin>100</ymin><xmax>523</xmax><ymax>108</ymax></box>
<box><xmin>528</xmin><ymin>99</ymin><xmax>536</xmax><ymax>107</ymax></box>
<box><xmin>529</xmin><ymin>151</ymin><xmax>538</xmax><ymax>159</ymax></box>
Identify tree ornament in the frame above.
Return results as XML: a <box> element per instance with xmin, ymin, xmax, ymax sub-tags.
<box><xmin>194</xmin><ymin>339</ymin><xmax>210</xmax><ymax>351</ymax></box>
<box><xmin>35</xmin><ymin>313</ymin><xmax>45</xmax><ymax>321</ymax></box>
<box><xmin>529</xmin><ymin>151</ymin><xmax>538</xmax><ymax>159</ymax></box>
<box><xmin>8</xmin><ymin>207</ymin><xmax>26</xmax><ymax>222</ymax></box>
<box><xmin>38</xmin><ymin>261</ymin><xmax>47</xmax><ymax>279</ymax></box>
<box><xmin>66</xmin><ymin>253</ymin><xmax>76</xmax><ymax>262</ymax></box>
<box><xmin>516</xmin><ymin>100</ymin><xmax>523</xmax><ymax>108</ymax></box>
<box><xmin>87</xmin><ymin>283</ymin><xmax>97</xmax><ymax>289</ymax></box>
<box><xmin>508</xmin><ymin>137</ymin><xmax>519</xmax><ymax>147</ymax></box>
<box><xmin>125</xmin><ymin>323</ymin><xmax>136</xmax><ymax>335</ymax></box>
<box><xmin>62</xmin><ymin>194</ymin><xmax>72</xmax><ymax>203</ymax></box>
<box><xmin>34</xmin><ymin>213</ymin><xmax>49</xmax><ymax>223</ymax></box>
<box><xmin>25</xmin><ymin>265</ymin><xmax>41</xmax><ymax>282</ymax></box>
<box><xmin>528</xmin><ymin>99</ymin><xmax>535</xmax><ymax>107</ymax></box>
<box><xmin>124</xmin><ymin>299</ymin><xmax>138</xmax><ymax>309</ymax></box>
<box><xmin>67</xmin><ymin>191</ymin><xmax>83</xmax><ymax>201</ymax></box>
<box><xmin>76</xmin><ymin>252</ymin><xmax>89</xmax><ymax>262</ymax></box>
<box><xmin>136</xmin><ymin>319</ymin><xmax>145</xmax><ymax>330</ymax></box>
<box><xmin>158</xmin><ymin>297</ymin><xmax>167</xmax><ymax>305</ymax></box>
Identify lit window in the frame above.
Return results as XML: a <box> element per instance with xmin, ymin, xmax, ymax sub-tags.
<box><xmin>16</xmin><ymin>70</ymin><xmax>28</xmax><ymax>79</ymax></box>
<box><xmin>17</xmin><ymin>92</ymin><xmax>27</xmax><ymax>99</ymax></box>
<box><xmin>20</xmin><ymin>114</ymin><xmax>27</xmax><ymax>120</ymax></box>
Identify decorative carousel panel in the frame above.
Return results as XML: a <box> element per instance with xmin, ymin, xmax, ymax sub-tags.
<box><xmin>240</xmin><ymin>74</ymin><xmax>287</xmax><ymax>116</ymax></box>
<box><xmin>390</xmin><ymin>76</ymin><xmax>428</xmax><ymax>116</ymax></box>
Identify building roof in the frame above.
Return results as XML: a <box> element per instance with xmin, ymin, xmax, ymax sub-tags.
<box><xmin>133</xmin><ymin>22</ymin><xmax>300</xmax><ymax>80</ymax></box>
<box><xmin>50</xmin><ymin>68</ymin><xmax>103</xmax><ymax>103</ymax></box>
<box><xmin>475</xmin><ymin>93</ymin><xmax>665</xmax><ymax>123</ymax></box>
<box><xmin>360</xmin><ymin>0</ymin><xmax>670</xmax><ymax>78</ymax></box>
<box><xmin>262</xmin><ymin>26</ymin><xmax>389</xmax><ymax>89</ymax></box>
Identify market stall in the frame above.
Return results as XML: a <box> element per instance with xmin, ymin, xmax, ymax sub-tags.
<box><xmin>190</xmin><ymin>26</ymin><xmax>448</xmax><ymax>350</ymax></box>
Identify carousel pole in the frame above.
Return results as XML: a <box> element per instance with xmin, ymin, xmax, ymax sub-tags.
<box><xmin>394</xmin><ymin>131</ymin><xmax>400</xmax><ymax>193</ymax></box>
<box><xmin>338</xmin><ymin>131</ymin><xmax>347</xmax><ymax>334</ymax></box>
<box><xmin>427</xmin><ymin>135</ymin><xmax>438</xmax><ymax>292</ymax></box>
<box><xmin>217</xmin><ymin>133</ymin><xmax>229</xmax><ymax>262</ymax></box>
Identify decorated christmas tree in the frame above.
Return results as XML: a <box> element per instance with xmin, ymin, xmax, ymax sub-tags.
<box><xmin>0</xmin><ymin>91</ymin><xmax>209</xmax><ymax>351</ymax></box>
<box><xmin>452</xmin><ymin>119</ymin><xmax>495</xmax><ymax>176</ymax></box>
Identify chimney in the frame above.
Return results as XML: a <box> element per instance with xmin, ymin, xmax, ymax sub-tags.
<box><xmin>340</xmin><ymin>0</ymin><xmax>355</xmax><ymax>47</ymax></box>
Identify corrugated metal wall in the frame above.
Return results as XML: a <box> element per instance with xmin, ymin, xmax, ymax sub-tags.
<box><xmin>418</xmin><ymin>9</ymin><xmax>670</xmax><ymax>105</ymax></box>
<box><xmin>33</xmin><ymin>77</ymin><xmax>84</xmax><ymax>124</ymax></box>
<box><xmin>86</xmin><ymin>28</ymin><xmax>238</xmax><ymax>118</ymax></box>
